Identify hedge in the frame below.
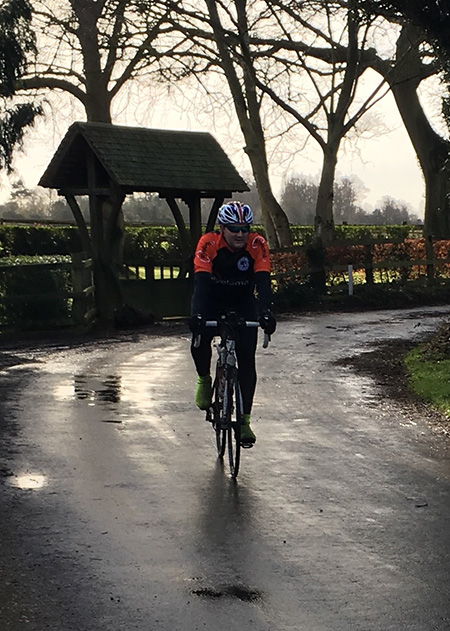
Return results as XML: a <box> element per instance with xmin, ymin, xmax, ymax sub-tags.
<box><xmin>0</xmin><ymin>223</ymin><xmax>424</xmax><ymax>259</ymax></box>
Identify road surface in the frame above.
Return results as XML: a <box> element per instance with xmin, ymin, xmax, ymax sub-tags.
<box><xmin>1</xmin><ymin>306</ymin><xmax>450</xmax><ymax>630</ymax></box>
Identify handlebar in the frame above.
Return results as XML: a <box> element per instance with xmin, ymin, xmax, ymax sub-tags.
<box><xmin>193</xmin><ymin>320</ymin><xmax>270</xmax><ymax>349</ymax></box>
<box><xmin>204</xmin><ymin>320</ymin><xmax>259</xmax><ymax>328</ymax></box>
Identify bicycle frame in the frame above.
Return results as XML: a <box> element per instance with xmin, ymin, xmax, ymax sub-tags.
<box><xmin>210</xmin><ymin>319</ymin><xmax>244</xmax><ymax>477</ymax></box>
<box><xmin>194</xmin><ymin>313</ymin><xmax>267</xmax><ymax>478</ymax></box>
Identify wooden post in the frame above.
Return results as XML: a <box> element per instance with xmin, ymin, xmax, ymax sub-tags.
<box><xmin>145</xmin><ymin>259</ymin><xmax>155</xmax><ymax>282</ymax></box>
<box><xmin>86</xmin><ymin>152</ymin><xmax>122</xmax><ymax>325</ymax></box>
<box><xmin>364</xmin><ymin>244</ymin><xmax>374</xmax><ymax>285</ymax></box>
<box><xmin>425</xmin><ymin>234</ymin><xmax>435</xmax><ymax>284</ymax></box>
<box><xmin>71</xmin><ymin>252</ymin><xmax>89</xmax><ymax>325</ymax></box>
<box><xmin>205</xmin><ymin>197</ymin><xmax>224</xmax><ymax>233</ymax></box>
<box><xmin>87</xmin><ymin>151</ymin><xmax>105</xmax><ymax>321</ymax></box>
<box><xmin>186</xmin><ymin>193</ymin><xmax>202</xmax><ymax>252</ymax></box>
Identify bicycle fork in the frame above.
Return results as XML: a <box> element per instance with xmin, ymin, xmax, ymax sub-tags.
<box><xmin>217</xmin><ymin>340</ymin><xmax>238</xmax><ymax>430</ymax></box>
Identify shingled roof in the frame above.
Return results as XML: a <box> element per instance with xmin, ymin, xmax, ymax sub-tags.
<box><xmin>39</xmin><ymin>122</ymin><xmax>249</xmax><ymax>197</ymax></box>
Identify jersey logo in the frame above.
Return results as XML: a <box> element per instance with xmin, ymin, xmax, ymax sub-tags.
<box><xmin>251</xmin><ymin>234</ymin><xmax>269</xmax><ymax>259</ymax></box>
<box><xmin>237</xmin><ymin>256</ymin><xmax>250</xmax><ymax>272</ymax></box>
<box><xmin>196</xmin><ymin>239</ymin><xmax>216</xmax><ymax>264</ymax></box>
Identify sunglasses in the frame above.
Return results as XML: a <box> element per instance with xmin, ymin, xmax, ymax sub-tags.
<box><xmin>225</xmin><ymin>224</ymin><xmax>251</xmax><ymax>233</ymax></box>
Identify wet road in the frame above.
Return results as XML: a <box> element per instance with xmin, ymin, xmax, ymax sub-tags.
<box><xmin>1</xmin><ymin>307</ymin><xmax>450</xmax><ymax>630</ymax></box>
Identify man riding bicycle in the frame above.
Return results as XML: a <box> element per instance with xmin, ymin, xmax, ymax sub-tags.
<box><xmin>189</xmin><ymin>201</ymin><xmax>276</xmax><ymax>447</ymax></box>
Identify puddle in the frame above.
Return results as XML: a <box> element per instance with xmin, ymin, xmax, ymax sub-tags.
<box><xmin>9</xmin><ymin>474</ymin><xmax>48</xmax><ymax>489</ymax></box>
<box><xmin>74</xmin><ymin>374</ymin><xmax>122</xmax><ymax>403</ymax></box>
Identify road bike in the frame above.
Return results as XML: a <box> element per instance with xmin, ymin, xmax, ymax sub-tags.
<box><xmin>194</xmin><ymin>313</ymin><xmax>270</xmax><ymax>478</ymax></box>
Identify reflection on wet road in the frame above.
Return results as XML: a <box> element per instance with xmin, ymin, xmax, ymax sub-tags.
<box><xmin>73</xmin><ymin>374</ymin><xmax>122</xmax><ymax>403</ymax></box>
<box><xmin>1</xmin><ymin>307</ymin><xmax>450</xmax><ymax>631</ymax></box>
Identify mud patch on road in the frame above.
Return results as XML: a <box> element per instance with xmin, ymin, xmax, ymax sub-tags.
<box><xmin>192</xmin><ymin>584</ymin><xmax>262</xmax><ymax>602</ymax></box>
<box><xmin>337</xmin><ymin>338</ymin><xmax>450</xmax><ymax>439</ymax></box>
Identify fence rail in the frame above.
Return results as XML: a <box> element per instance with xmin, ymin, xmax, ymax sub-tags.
<box><xmin>122</xmin><ymin>259</ymin><xmax>190</xmax><ymax>281</ymax></box>
<box><xmin>271</xmin><ymin>235</ymin><xmax>450</xmax><ymax>287</ymax></box>
<box><xmin>0</xmin><ymin>234</ymin><xmax>449</xmax><ymax>330</ymax></box>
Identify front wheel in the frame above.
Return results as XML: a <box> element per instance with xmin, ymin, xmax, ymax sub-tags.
<box><xmin>216</xmin><ymin>420</ymin><xmax>227</xmax><ymax>458</ymax></box>
<box><xmin>226</xmin><ymin>375</ymin><xmax>242</xmax><ymax>478</ymax></box>
<box><xmin>212</xmin><ymin>378</ymin><xmax>226</xmax><ymax>457</ymax></box>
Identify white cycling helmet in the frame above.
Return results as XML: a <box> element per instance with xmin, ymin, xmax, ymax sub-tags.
<box><xmin>217</xmin><ymin>201</ymin><xmax>253</xmax><ymax>225</ymax></box>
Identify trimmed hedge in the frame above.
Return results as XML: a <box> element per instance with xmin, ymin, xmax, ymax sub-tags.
<box><xmin>0</xmin><ymin>223</ymin><xmax>424</xmax><ymax>258</ymax></box>
<box><xmin>0</xmin><ymin>225</ymin><xmax>82</xmax><ymax>257</ymax></box>
<box><xmin>123</xmin><ymin>226</ymin><xmax>186</xmax><ymax>260</ymax></box>
<box><xmin>0</xmin><ymin>260</ymin><xmax>72</xmax><ymax>328</ymax></box>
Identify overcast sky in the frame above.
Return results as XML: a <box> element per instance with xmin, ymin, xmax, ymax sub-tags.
<box><xmin>0</xmin><ymin>74</ymin><xmax>438</xmax><ymax>220</ymax></box>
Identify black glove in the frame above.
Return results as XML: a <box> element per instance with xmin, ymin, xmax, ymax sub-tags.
<box><xmin>189</xmin><ymin>313</ymin><xmax>205</xmax><ymax>334</ymax></box>
<box><xmin>259</xmin><ymin>310</ymin><xmax>276</xmax><ymax>335</ymax></box>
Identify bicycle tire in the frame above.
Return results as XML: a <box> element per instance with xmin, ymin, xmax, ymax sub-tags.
<box><xmin>212</xmin><ymin>377</ymin><xmax>226</xmax><ymax>457</ymax></box>
<box><xmin>226</xmin><ymin>375</ymin><xmax>242</xmax><ymax>478</ymax></box>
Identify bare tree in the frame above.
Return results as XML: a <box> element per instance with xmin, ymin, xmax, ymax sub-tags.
<box><xmin>162</xmin><ymin>1</ymin><xmax>400</xmax><ymax>245</ymax></box>
<box><xmin>159</xmin><ymin>0</ymin><xmax>293</xmax><ymax>247</ymax></box>
<box><xmin>354</xmin><ymin>1</ymin><xmax>450</xmax><ymax>236</ymax></box>
<box><xmin>264</xmin><ymin>5</ymin><xmax>447</xmax><ymax>238</ymax></box>
<box><xmin>366</xmin><ymin>24</ymin><xmax>450</xmax><ymax>237</ymax></box>
<box><xmin>280</xmin><ymin>175</ymin><xmax>317</xmax><ymax>225</ymax></box>
<box><xmin>21</xmin><ymin>1</ymin><xmax>172</xmax><ymax>122</ymax></box>
<box><xmin>14</xmin><ymin>0</ymin><xmax>177</xmax><ymax>323</ymax></box>
<box><xmin>243</xmin><ymin>0</ymin><xmax>393</xmax><ymax>243</ymax></box>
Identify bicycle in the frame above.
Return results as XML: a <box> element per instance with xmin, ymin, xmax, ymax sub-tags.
<box><xmin>194</xmin><ymin>312</ymin><xmax>270</xmax><ymax>478</ymax></box>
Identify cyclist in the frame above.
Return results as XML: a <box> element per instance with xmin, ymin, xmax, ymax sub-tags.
<box><xmin>189</xmin><ymin>201</ymin><xmax>276</xmax><ymax>447</ymax></box>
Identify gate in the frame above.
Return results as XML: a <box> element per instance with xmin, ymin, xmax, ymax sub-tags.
<box><xmin>120</xmin><ymin>259</ymin><xmax>192</xmax><ymax>320</ymax></box>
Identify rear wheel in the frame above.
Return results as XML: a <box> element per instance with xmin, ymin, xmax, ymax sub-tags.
<box><xmin>226</xmin><ymin>376</ymin><xmax>242</xmax><ymax>478</ymax></box>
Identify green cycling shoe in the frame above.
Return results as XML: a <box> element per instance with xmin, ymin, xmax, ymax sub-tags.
<box><xmin>240</xmin><ymin>413</ymin><xmax>256</xmax><ymax>448</ymax></box>
<box><xmin>195</xmin><ymin>375</ymin><xmax>212</xmax><ymax>410</ymax></box>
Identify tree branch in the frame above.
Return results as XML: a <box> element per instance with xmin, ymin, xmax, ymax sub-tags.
<box><xmin>18</xmin><ymin>75</ymin><xmax>87</xmax><ymax>104</ymax></box>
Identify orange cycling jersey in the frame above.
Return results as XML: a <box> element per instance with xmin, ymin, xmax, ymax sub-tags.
<box><xmin>194</xmin><ymin>231</ymin><xmax>271</xmax><ymax>274</ymax></box>
<box><xmin>193</xmin><ymin>231</ymin><xmax>271</xmax><ymax>312</ymax></box>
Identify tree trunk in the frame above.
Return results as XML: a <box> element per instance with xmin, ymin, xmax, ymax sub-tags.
<box><xmin>372</xmin><ymin>25</ymin><xmax>450</xmax><ymax>237</ymax></box>
<box><xmin>390</xmin><ymin>80</ymin><xmax>450</xmax><ymax>237</ymax></box>
<box><xmin>245</xmin><ymin>142</ymin><xmax>286</xmax><ymax>247</ymax></box>
<box><xmin>72</xmin><ymin>0</ymin><xmax>112</xmax><ymax>123</ymax></box>
<box><xmin>315</xmin><ymin>146</ymin><xmax>338</xmax><ymax>244</ymax></box>
<box><xmin>206</xmin><ymin>0</ymin><xmax>292</xmax><ymax>249</ymax></box>
<box><xmin>257</xmin><ymin>171</ymin><xmax>292</xmax><ymax>248</ymax></box>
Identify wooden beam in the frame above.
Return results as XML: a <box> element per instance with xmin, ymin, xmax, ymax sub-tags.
<box><xmin>205</xmin><ymin>197</ymin><xmax>224</xmax><ymax>233</ymax></box>
<box><xmin>183</xmin><ymin>193</ymin><xmax>202</xmax><ymax>251</ymax></box>
<box><xmin>166</xmin><ymin>197</ymin><xmax>191</xmax><ymax>257</ymax></box>
<box><xmin>65</xmin><ymin>195</ymin><xmax>91</xmax><ymax>255</ymax></box>
<box><xmin>158</xmin><ymin>189</ymin><xmax>234</xmax><ymax>199</ymax></box>
<box><xmin>58</xmin><ymin>188</ymin><xmax>112</xmax><ymax>196</ymax></box>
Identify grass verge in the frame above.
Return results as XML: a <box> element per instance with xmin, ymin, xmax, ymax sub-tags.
<box><xmin>405</xmin><ymin>326</ymin><xmax>450</xmax><ymax>417</ymax></box>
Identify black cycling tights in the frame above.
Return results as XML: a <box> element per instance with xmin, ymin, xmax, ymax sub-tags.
<box><xmin>191</xmin><ymin>327</ymin><xmax>258</xmax><ymax>416</ymax></box>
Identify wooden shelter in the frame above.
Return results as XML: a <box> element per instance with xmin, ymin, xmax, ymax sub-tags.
<box><xmin>38</xmin><ymin>122</ymin><xmax>249</xmax><ymax>323</ymax></box>
<box><xmin>39</xmin><ymin>121</ymin><xmax>249</xmax><ymax>251</ymax></box>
